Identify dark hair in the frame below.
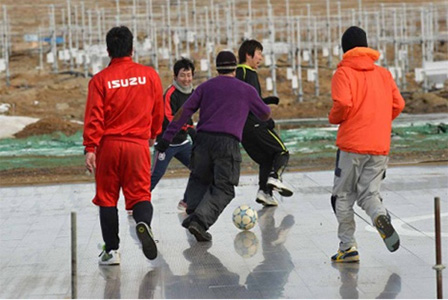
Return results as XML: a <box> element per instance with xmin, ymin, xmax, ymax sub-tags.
<box><xmin>173</xmin><ymin>58</ymin><xmax>195</xmax><ymax>77</ymax></box>
<box><xmin>106</xmin><ymin>26</ymin><xmax>133</xmax><ymax>58</ymax></box>
<box><xmin>238</xmin><ymin>39</ymin><xmax>263</xmax><ymax>64</ymax></box>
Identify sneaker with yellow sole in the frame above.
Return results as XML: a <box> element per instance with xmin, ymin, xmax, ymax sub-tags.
<box><xmin>331</xmin><ymin>246</ymin><xmax>360</xmax><ymax>263</ymax></box>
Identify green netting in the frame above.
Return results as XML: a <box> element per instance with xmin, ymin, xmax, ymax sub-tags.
<box><xmin>0</xmin><ymin>123</ymin><xmax>446</xmax><ymax>171</ymax></box>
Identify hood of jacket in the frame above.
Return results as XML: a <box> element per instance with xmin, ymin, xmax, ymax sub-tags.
<box><xmin>338</xmin><ymin>47</ymin><xmax>380</xmax><ymax>71</ymax></box>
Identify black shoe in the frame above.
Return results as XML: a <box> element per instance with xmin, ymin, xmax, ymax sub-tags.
<box><xmin>188</xmin><ymin>221</ymin><xmax>212</xmax><ymax>242</ymax></box>
<box><xmin>136</xmin><ymin>222</ymin><xmax>158</xmax><ymax>260</ymax></box>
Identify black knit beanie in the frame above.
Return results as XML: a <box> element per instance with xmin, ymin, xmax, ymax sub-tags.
<box><xmin>216</xmin><ymin>51</ymin><xmax>237</xmax><ymax>70</ymax></box>
<box><xmin>341</xmin><ymin>26</ymin><xmax>368</xmax><ymax>53</ymax></box>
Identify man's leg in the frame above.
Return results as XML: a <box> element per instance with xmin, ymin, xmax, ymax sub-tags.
<box><xmin>184</xmin><ymin>136</ymin><xmax>241</xmax><ymax>232</ymax></box>
<box><xmin>356</xmin><ymin>155</ymin><xmax>399</xmax><ymax>252</ymax></box>
<box><xmin>99</xmin><ymin>206</ymin><xmax>120</xmax><ymax>252</ymax></box>
<box><xmin>183</xmin><ymin>135</ymin><xmax>213</xmax><ymax>214</ymax></box>
<box><xmin>174</xmin><ymin>142</ymin><xmax>193</xmax><ymax>210</ymax></box>
<box><xmin>174</xmin><ymin>142</ymin><xmax>192</xmax><ymax>168</ymax></box>
<box><xmin>121</xmin><ymin>142</ymin><xmax>157</xmax><ymax>260</ymax></box>
<box><xmin>256</xmin><ymin>128</ymin><xmax>293</xmax><ymax>197</ymax></box>
<box><xmin>331</xmin><ymin>150</ymin><xmax>364</xmax><ymax>252</ymax></box>
<box><xmin>241</xmin><ymin>132</ymin><xmax>277</xmax><ymax>205</ymax></box>
<box><xmin>94</xmin><ymin>139</ymin><xmax>122</xmax><ymax>264</ymax></box>
<box><xmin>150</xmin><ymin>146</ymin><xmax>176</xmax><ymax>191</ymax></box>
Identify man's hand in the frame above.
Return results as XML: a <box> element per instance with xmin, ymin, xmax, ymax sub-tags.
<box><xmin>263</xmin><ymin>96</ymin><xmax>280</xmax><ymax>105</ymax></box>
<box><xmin>85</xmin><ymin>152</ymin><xmax>96</xmax><ymax>174</ymax></box>
<box><xmin>187</xmin><ymin>127</ymin><xmax>197</xmax><ymax>141</ymax></box>
<box><xmin>155</xmin><ymin>138</ymin><xmax>170</xmax><ymax>153</ymax></box>
<box><xmin>149</xmin><ymin>138</ymin><xmax>156</xmax><ymax>147</ymax></box>
<box><xmin>267</xmin><ymin>118</ymin><xmax>275</xmax><ymax>130</ymax></box>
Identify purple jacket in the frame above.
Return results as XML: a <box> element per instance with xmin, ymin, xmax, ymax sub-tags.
<box><xmin>163</xmin><ymin>75</ymin><xmax>270</xmax><ymax>141</ymax></box>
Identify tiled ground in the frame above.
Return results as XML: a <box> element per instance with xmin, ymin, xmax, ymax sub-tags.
<box><xmin>1</xmin><ymin>164</ymin><xmax>447</xmax><ymax>298</ymax></box>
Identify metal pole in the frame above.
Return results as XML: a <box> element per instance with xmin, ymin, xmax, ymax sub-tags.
<box><xmin>357</xmin><ymin>0</ymin><xmax>362</xmax><ymax>27</ymax></box>
<box><xmin>313</xmin><ymin>17</ymin><xmax>319</xmax><ymax>97</ymax></box>
<box><xmin>116</xmin><ymin>0</ymin><xmax>120</xmax><ymax>26</ymax></box>
<box><xmin>38</xmin><ymin>27</ymin><xmax>43</xmax><ymax>70</ymax></box>
<box><xmin>67</xmin><ymin>0</ymin><xmax>74</xmax><ymax>71</ymax></box>
<box><xmin>177</xmin><ymin>0</ymin><xmax>182</xmax><ymax>54</ymax></box>
<box><xmin>326</xmin><ymin>0</ymin><xmax>332</xmax><ymax>68</ymax></box>
<box><xmin>268</xmin><ymin>3</ymin><xmax>277</xmax><ymax>96</ymax></box>
<box><xmin>433</xmin><ymin>196</ymin><xmax>445</xmax><ymax>299</ymax></box>
<box><xmin>152</xmin><ymin>26</ymin><xmax>158</xmax><ymax>72</ymax></box>
<box><xmin>81</xmin><ymin>2</ymin><xmax>88</xmax><ymax>78</ymax></box>
<box><xmin>226</xmin><ymin>0</ymin><xmax>232</xmax><ymax>49</ymax></box>
<box><xmin>166</xmin><ymin>0</ymin><xmax>173</xmax><ymax>69</ymax></box>
<box><xmin>132</xmin><ymin>0</ymin><xmax>138</xmax><ymax>62</ymax></box>
<box><xmin>71</xmin><ymin>211</ymin><xmax>77</xmax><ymax>299</ymax></box>
<box><xmin>74</xmin><ymin>5</ymin><xmax>79</xmax><ymax>52</ymax></box>
<box><xmin>2</xmin><ymin>5</ymin><xmax>10</xmax><ymax>86</ymax></box>
<box><xmin>296</xmin><ymin>18</ymin><xmax>303</xmax><ymax>102</ymax></box>
<box><xmin>192</xmin><ymin>0</ymin><xmax>198</xmax><ymax>52</ymax></box>
<box><xmin>184</xmin><ymin>1</ymin><xmax>190</xmax><ymax>58</ymax></box>
<box><xmin>50</xmin><ymin>4</ymin><xmax>59</xmax><ymax>73</ymax></box>
<box><xmin>205</xmin><ymin>7</ymin><xmax>212</xmax><ymax>79</ymax></box>
<box><xmin>247</xmin><ymin>0</ymin><xmax>253</xmax><ymax>38</ymax></box>
<box><xmin>337</xmin><ymin>1</ymin><xmax>342</xmax><ymax>61</ymax></box>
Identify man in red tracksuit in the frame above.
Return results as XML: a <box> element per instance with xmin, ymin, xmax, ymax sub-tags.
<box><xmin>83</xmin><ymin>26</ymin><xmax>164</xmax><ymax>265</ymax></box>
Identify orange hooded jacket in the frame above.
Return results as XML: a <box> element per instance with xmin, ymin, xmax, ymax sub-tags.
<box><xmin>329</xmin><ymin>47</ymin><xmax>405</xmax><ymax>155</ymax></box>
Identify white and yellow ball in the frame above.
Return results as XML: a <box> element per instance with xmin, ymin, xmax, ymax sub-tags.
<box><xmin>232</xmin><ymin>205</ymin><xmax>258</xmax><ymax>230</ymax></box>
<box><xmin>234</xmin><ymin>231</ymin><xmax>259</xmax><ymax>258</ymax></box>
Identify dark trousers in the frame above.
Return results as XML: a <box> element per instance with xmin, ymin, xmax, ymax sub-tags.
<box><xmin>242</xmin><ymin>127</ymin><xmax>289</xmax><ymax>192</ymax></box>
<box><xmin>151</xmin><ymin>141</ymin><xmax>192</xmax><ymax>190</ymax></box>
<box><xmin>100</xmin><ymin>201</ymin><xmax>153</xmax><ymax>252</ymax></box>
<box><xmin>182</xmin><ymin>132</ymin><xmax>241</xmax><ymax>230</ymax></box>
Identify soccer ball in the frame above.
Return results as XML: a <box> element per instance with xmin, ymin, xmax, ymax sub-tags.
<box><xmin>234</xmin><ymin>231</ymin><xmax>259</xmax><ymax>258</ymax></box>
<box><xmin>232</xmin><ymin>205</ymin><xmax>258</xmax><ymax>230</ymax></box>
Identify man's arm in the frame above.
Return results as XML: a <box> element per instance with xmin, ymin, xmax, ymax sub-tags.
<box><xmin>150</xmin><ymin>73</ymin><xmax>165</xmax><ymax>139</ymax></box>
<box><xmin>248</xmin><ymin>88</ymin><xmax>271</xmax><ymax>121</ymax></box>
<box><xmin>83</xmin><ymin>78</ymin><xmax>105</xmax><ymax>154</ymax></box>
<box><xmin>329</xmin><ymin>69</ymin><xmax>353</xmax><ymax>124</ymax></box>
<box><xmin>390</xmin><ymin>73</ymin><xmax>405</xmax><ymax>120</ymax></box>
<box><xmin>162</xmin><ymin>87</ymin><xmax>201</xmax><ymax>143</ymax></box>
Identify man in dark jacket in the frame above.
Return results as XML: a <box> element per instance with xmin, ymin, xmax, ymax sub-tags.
<box><xmin>236</xmin><ymin>39</ymin><xmax>293</xmax><ymax>207</ymax></box>
<box><xmin>153</xmin><ymin>58</ymin><xmax>196</xmax><ymax>212</ymax></box>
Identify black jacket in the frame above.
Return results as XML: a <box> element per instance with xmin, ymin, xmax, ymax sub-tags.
<box><xmin>236</xmin><ymin>65</ymin><xmax>271</xmax><ymax>132</ymax></box>
<box><xmin>156</xmin><ymin>85</ymin><xmax>194</xmax><ymax>145</ymax></box>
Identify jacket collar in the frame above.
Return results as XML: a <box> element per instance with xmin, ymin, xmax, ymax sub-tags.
<box><xmin>237</xmin><ymin>64</ymin><xmax>256</xmax><ymax>72</ymax></box>
<box><xmin>109</xmin><ymin>56</ymin><xmax>133</xmax><ymax>65</ymax></box>
<box><xmin>338</xmin><ymin>47</ymin><xmax>380</xmax><ymax>71</ymax></box>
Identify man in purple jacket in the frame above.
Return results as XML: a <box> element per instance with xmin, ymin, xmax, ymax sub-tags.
<box><xmin>156</xmin><ymin>51</ymin><xmax>271</xmax><ymax>242</ymax></box>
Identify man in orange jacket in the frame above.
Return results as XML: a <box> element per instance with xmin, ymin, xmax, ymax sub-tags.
<box><xmin>83</xmin><ymin>26</ymin><xmax>164</xmax><ymax>264</ymax></box>
<box><xmin>329</xmin><ymin>26</ymin><xmax>405</xmax><ymax>263</ymax></box>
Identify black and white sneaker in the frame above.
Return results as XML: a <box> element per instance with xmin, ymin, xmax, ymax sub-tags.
<box><xmin>375</xmin><ymin>215</ymin><xmax>400</xmax><ymax>252</ymax></box>
<box><xmin>136</xmin><ymin>222</ymin><xmax>158</xmax><ymax>260</ymax></box>
<box><xmin>267</xmin><ymin>176</ymin><xmax>293</xmax><ymax>197</ymax></box>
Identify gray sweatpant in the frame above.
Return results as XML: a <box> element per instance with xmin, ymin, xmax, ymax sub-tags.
<box><xmin>331</xmin><ymin>149</ymin><xmax>389</xmax><ymax>251</ymax></box>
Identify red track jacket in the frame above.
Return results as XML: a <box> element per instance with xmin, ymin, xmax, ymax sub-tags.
<box><xmin>83</xmin><ymin>57</ymin><xmax>164</xmax><ymax>152</ymax></box>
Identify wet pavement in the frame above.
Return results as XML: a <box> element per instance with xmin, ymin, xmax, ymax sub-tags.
<box><xmin>0</xmin><ymin>164</ymin><xmax>447</xmax><ymax>298</ymax></box>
